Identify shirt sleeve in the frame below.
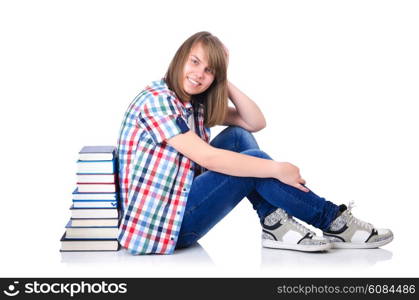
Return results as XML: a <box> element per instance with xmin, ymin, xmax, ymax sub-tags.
<box><xmin>138</xmin><ymin>94</ymin><xmax>190</xmax><ymax>144</ymax></box>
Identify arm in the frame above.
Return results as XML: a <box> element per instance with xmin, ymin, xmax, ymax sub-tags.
<box><xmin>223</xmin><ymin>81</ymin><xmax>266</xmax><ymax>132</ymax></box>
<box><xmin>220</xmin><ymin>45</ymin><xmax>266</xmax><ymax>132</ymax></box>
<box><xmin>167</xmin><ymin>131</ymin><xmax>309</xmax><ymax>192</ymax></box>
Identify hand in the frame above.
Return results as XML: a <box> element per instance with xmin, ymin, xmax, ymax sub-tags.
<box><xmin>275</xmin><ymin>162</ymin><xmax>310</xmax><ymax>192</ymax></box>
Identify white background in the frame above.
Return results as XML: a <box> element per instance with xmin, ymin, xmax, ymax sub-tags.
<box><xmin>0</xmin><ymin>0</ymin><xmax>418</xmax><ymax>277</ymax></box>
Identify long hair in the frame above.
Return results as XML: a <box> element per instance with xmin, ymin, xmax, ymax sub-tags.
<box><xmin>165</xmin><ymin>31</ymin><xmax>228</xmax><ymax>128</ymax></box>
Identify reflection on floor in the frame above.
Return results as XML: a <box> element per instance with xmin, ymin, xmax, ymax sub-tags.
<box><xmin>261</xmin><ymin>248</ymin><xmax>393</xmax><ymax>269</ymax></box>
<box><xmin>60</xmin><ymin>243</ymin><xmax>216</xmax><ymax>276</ymax></box>
<box><xmin>60</xmin><ymin>241</ymin><xmax>393</xmax><ymax>276</ymax></box>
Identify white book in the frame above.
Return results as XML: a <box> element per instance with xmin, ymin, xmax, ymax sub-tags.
<box><xmin>72</xmin><ymin>189</ymin><xmax>117</xmax><ymax>201</ymax></box>
<box><xmin>77</xmin><ymin>183</ymin><xmax>116</xmax><ymax>193</ymax></box>
<box><xmin>70</xmin><ymin>206</ymin><xmax>119</xmax><ymax>219</ymax></box>
<box><xmin>79</xmin><ymin>153</ymin><xmax>114</xmax><ymax>161</ymax></box>
<box><xmin>72</xmin><ymin>201</ymin><xmax>118</xmax><ymax>208</ymax></box>
<box><xmin>60</xmin><ymin>233</ymin><xmax>119</xmax><ymax>251</ymax></box>
<box><xmin>77</xmin><ymin>174</ymin><xmax>115</xmax><ymax>183</ymax></box>
<box><xmin>77</xmin><ymin>160</ymin><xmax>115</xmax><ymax>174</ymax></box>
<box><xmin>65</xmin><ymin>227</ymin><xmax>119</xmax><ymax>239</ymax></box>
<box><xmin>70</xmin><ymin>218</ymin><xmax>119</xmax><ymax>227</ymax></box>
<box><xmin>78</xmin><ymin>146</ymin><xmax>116</xmax><ymax>161</ymax></box>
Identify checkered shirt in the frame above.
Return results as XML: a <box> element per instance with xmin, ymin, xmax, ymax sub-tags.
<box><xmin>117</xmin><ymin>79</ymin><xmax>210</xmax><ymax>254</ymax></box>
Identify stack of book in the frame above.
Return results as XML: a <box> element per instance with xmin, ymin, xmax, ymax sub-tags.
<box><xmin>60</xmin><ymin>146</ymin><xmax>120</xmax><ymax>252</ymax></box>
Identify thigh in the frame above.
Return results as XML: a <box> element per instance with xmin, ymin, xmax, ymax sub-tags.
<box><xmin>176</xmin><ymin>170</ymin><xmax>254</xmax><ymax>248</ymax></box>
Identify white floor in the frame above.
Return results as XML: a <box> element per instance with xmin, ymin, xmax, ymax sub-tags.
<box><xmin>1</xmin><ymin>201</ymin><xmax>412</xmax><ymax>278</ymax></box>
<box><xmin>57</xmin><ymin>244</ymin><xmax>395</xmax><ymax>278</ymax></box>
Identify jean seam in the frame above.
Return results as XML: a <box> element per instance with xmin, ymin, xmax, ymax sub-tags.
<box><xmin>178</xmin><ymin>231</ymin><xmax>199</xmax><ymax>238</ymax></box>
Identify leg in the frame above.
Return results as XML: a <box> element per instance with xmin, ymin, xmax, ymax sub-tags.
<box><xmin>210</xmin><ymin>125</ymin><xmax>260</xmax><ymax>152</ymax></box>
<box><xmin>177</xmin><ymin>126</ymin><xmax>270</xmax><ymax>248</ymax></box>
<box><xmin>209</xmin><ymin>126</ymin><xmax>277</xmax><ymax>219</ymax></box>
<box><xmin>176</xmin><ymin>151</ymin><xmax>339</xmax><ymax>249</ymax></box>
<box><xmin>241</xmin><ymin>149</ymin><xmax>339</xmax><ymax>230</ymax></box>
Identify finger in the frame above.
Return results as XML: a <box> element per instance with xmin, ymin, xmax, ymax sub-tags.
<box><xmin>222</xmin><ymin>44</ymin><xmax>230</xmax><ymax>62</ymax></box>
<box><xmin>223</xmin><ymin>44</ymin><xmax>229</xmax><ymax>55</ymax></box>
<box><xmin>299</xmin><ymin>177</ymin><xmax>306</xmax><ymax>185</ymax></box>
<box><xmin>295</xmin><ymin>183</ymin><xmax>310</xmax><ymax>193</ymax></box>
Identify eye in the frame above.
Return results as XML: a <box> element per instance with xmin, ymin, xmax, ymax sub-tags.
<box><xmin>205</xmin><ymin>67</ymin><xmax>214</xmax><ymax>74</ymax></box>
<box><xmin>191</xmin><ymin>58</ymin><xmax>199</xmax><ymax>64</ymax></box>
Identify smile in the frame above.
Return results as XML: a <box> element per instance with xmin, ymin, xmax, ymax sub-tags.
<box><xmin>187</xmin><ymin>77</ymin><xmax>201</xmax><ymax>86</ymax></box>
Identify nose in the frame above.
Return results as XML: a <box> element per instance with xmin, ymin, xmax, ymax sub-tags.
<box><xmin>195</xmin><ymin>67</ymin><xmax>205</xmax><ymax>79</ymax></box>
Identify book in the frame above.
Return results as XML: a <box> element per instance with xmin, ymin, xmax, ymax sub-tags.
<box><xmin>79</xmin><ymin>146</ymin><xmax>116</xmax><ymax>161</ymax></box>
<box><xmin>65</xmin><ymin>221</ymin><xmax>119</xmax><ymax>239</ymax></box>
<box><xmin>60</xmin><ymin>145</ymin><xmax>121</xmax><ymax>252</ymax></box>
<box><xmin>70</xmin><ymin>205</ymin><xmax>119</xmax><ymax>219</ymax></box>
<box><xmin>76</xmin><ymin>173</ymin><xmax>116</xmax><ymax>183</ymax></box>
<box><xmin>60</xmin><ymin>233</ymin><xmax>119</xmax><ymax>251</ymax></box>
<box><xmin>76</xmin><ymin>183</ymin><xmax>116</xmax><ymax>193</ymax></box>
<box><xmin>70</xmin><ymin>218</ymin><xmax>119</xmax><ymax>227</ymax></box>
<box><xmin>77</xmin><ymin>160</ymin><xmax>116</xmax><ymax>174</ymax></box>
<box><xmin>72</xmin><ymin>188</ymin><xmax>117</xmax><ymax>200</ymax></box>
<box><xmin>72</xmin><ymin>200</ymin><xmax>118</xmax><ymax>208</ymax></box>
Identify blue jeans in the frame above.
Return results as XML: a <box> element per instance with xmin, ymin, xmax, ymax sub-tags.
<box><xmin>176</xmin><ymin>126</ymin><xmax>340</xmax><ymax>249</ymax></box>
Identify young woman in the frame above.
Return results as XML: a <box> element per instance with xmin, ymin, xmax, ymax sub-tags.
<box><xmin>117</xmin><ymin>31</ymin><xmax>393</xmax><ymax>255</ymax></box>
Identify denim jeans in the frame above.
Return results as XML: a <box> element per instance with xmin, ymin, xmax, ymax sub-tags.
<box><xmin>176</xmin><ymin>126</ymin><xmax>340</xmax><ymax>249</ymax></box>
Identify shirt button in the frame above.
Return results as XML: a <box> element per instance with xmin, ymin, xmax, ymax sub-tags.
<box><xmin>182</xmin><ymin>188</ymin><xmax>187</xmax><ymax>191</ymax></box>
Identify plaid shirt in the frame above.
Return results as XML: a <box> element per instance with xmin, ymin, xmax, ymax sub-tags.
<box><xmin>117</xmin><ymin>79</ymin><xmax>210</xmax><ymax>254</ymax></box>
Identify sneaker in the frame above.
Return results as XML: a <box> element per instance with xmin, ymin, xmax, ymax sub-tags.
<box><xmin>262</xmin><ymin>208</ymin><xmax>331</xmax><ymax>252</ymax></box>
<box><xmin>323</xmin><ymin>202</ymin><xmax>394</xmax><ymax>249</ymax></box>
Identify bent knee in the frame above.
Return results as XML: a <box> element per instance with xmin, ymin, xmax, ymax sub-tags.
<box><xmin>241</xmin><ymin>149</ymin><xmax>272</xmax><ymax>160</ymax></box>
<box><xmin>225</xmin><ymin>125</ymin><xmax>253</xmax><ymax>138</ymax></box>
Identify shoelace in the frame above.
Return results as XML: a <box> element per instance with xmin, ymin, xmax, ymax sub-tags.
<box><xmin>283</xmin><ymin>214</ymin><xmax>315</xmax><ymax>236</ymax></box>
<box><xmin>345</xmin><ymin>201</ymin><xmax>373</xmax><ymax>231</ymax></box>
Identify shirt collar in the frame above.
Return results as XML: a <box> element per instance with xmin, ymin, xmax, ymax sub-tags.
<box><xmin>157</xmin><ymin>78</ymin><xmax>194</xmax><ymax>115</ymax></box>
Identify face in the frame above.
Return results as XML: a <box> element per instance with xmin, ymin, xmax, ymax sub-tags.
<box><xmin>182</xmin><ymin>42</ymin><xmax>215</xmax><ymax>100</ymax></box>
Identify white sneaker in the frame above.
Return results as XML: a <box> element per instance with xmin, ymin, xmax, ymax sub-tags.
<box><xmin>323</xmin><ymin>202</ymin><xmax>394</xmax><ymax>249</ymax></box>
<box><xmin>262</xmin><ymin>208</ymin><xmax>331</xmax><ymax>252</ymax></box>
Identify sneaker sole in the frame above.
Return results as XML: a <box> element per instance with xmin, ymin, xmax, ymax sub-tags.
<box><xmin>330</xmin><ymin>235</ymin><xmax>394</xmax><ymax>249</ymax></box>
<box><xmin>262</xmin><ymin>239</ymin><xmax>331</xmax><ymax>252</ymax></box>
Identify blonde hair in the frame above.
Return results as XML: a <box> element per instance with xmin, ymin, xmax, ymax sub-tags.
<box><xmin>165</xmin><ymin>31</ymin><xmax>228</xmax><ymax>128</ymax></box>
